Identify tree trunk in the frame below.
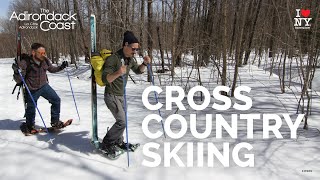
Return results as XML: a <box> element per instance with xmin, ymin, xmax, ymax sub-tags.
<box><xmin>157</xmin><ymin>26</ymin><xmax>165</xmax><ymax>72</ymax></box>
<box><xmin>147</xmin><ymin>0</ymin><xmax>153</xmax><ymax>82</ymax></box>
<box><xmin>229</xmin><ymin>0</ymin><xmax>240</xmax><ymax>54</ymax></box>
<box><xmin>139</xmin><ymin>0</ymin><xmax>145</xmax><ymax>57</ymax></box>
<box><xmin>175</xmin><ymin>0</ymin><xmax>190</xmax><ymax>67</ymax></box>
<box><xmin>243</xmin><ymin>0</ymin><xmax>262</xmax><ymax>65</ymax></box>
<box><xmin>231</xmin><ymin>1</ymin><xmax>249</xmax><ymax>96</ymax></box>
<box><xmin>74</xmin><ymin>0</ymin><xmax>89</xmax><ymax>63</ymax></box>
<box><xmin>171</xmin><ymin>0</ymin><xmax>177</xmax><ymax>80</ymax></box>
<box><xmin>221</xmin><ymin>0</ymin><xmax>228</xmax><ymax>90</ymax></box>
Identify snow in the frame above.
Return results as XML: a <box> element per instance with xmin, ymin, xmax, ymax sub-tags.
<box><xmin>0</xmin><ymin>56</ymin><xmax>319</xmax><ymax>180</ymax></box>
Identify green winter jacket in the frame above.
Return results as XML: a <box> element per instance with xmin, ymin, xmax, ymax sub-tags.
<box><xmin>102</xmin><ymin>48</ymin><xmax>142</xmax><ymax>96</ymax></box>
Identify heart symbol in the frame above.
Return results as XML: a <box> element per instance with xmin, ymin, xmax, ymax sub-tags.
<box><xmin>301</xmin><ymin>9</ymin><xmax>310</xmax><ymax>17</ymax></box>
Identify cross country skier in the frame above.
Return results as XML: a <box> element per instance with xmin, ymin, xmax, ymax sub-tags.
<box><xmin>19</xmin><ymin>43</ymin><xmax>69</xmax><ymax>134</ymax></box>
<box><xmin>100</xmin><ymin>31</ymin><xmax>151</xmax><ymax>156</ymax></box>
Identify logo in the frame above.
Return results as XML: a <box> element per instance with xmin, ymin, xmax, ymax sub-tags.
<box><xmin>10</xmin><ymin>8</ymin><xmax>77</xmax><ymax>32</ymax></box>
<box><xmin>294</xmin><ymin>9</ymin><xmax>312</xmax><ymax>29</ymax></box>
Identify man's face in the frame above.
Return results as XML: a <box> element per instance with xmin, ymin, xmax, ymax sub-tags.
<box><xmin>32</xmin><ymin>47</ymin><xmax>46</xmax><ymax>61</ymax></box>
<box><xmin>123</xmin><ymin>43</ymin><xmax>139</xmax><ymax>58</ymax></box>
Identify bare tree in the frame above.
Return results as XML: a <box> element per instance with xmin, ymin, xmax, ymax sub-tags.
<box><xmin>231</xmin><ymin>1</ymin><xmax>249</xmax><ymax>96</ymax></box>
<box><xmin>171</xmin><ymin>0</ymin><xmax>177</xmax><ymax>80</ymax></box>
<box><xmin>175</xmin><ymin>0</ymin><xmax>189</xmax><ymax>67</ymax></box>
<box><xmin>243</xmin><ymin>0</ymin><xmax>262</xmax><ymax>65</ymax></box>
<box><xmin>147</xmin><ymin>0</ymin><xmax>153</xmax><ymax>82</ymax></box>
<box><xmin>221</xmin><ymin>0</ymin><xmax>228</xmax><ymax>92</ymax></box>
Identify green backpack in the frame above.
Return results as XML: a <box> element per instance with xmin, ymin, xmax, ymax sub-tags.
<box><xmin>91</xmin><ymin>49</ymin><xmax>112</xmax><ymax>86</ymax></box>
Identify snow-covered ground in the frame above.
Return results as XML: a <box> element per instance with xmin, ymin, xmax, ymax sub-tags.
<box><xmin>0</xmin><ymin>56</ymin><xmax>319</xmax><ymax>180</ymax></box>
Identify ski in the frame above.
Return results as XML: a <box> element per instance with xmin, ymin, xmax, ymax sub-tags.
<box><xmin>20</xmin><ymin>119</ymin><xmax>73</xmax><ymax>136</ymax></box>
<box><xmin>90</xmin><ymin>14</ymin><xmax>99</xmax><ymax>148</ymax></box>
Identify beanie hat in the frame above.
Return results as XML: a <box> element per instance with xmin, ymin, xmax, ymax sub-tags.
<box><xmin>123</xmin><ymin>31</ymin><xmax>139</xmax><ymax>46</ymax></box>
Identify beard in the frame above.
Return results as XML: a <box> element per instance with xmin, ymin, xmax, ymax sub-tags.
<box><xmin>35</xmin><ymin>55</ymin><xmax>45</xmax><ymax>61</ymax></box>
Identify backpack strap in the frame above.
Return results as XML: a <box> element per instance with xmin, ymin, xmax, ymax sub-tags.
<box><xmin>20</xmin><ymin>53</ymin><xmax>32</xmax><ymax>75</ymax></box>
<box><xmin>12</xmin><ymin>54</ymin><xmax>33</xmax><ymax>100</ymax></box>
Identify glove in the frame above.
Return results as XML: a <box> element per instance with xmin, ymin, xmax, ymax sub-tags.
<box><xmin>60</xmin><ymin>61</ymin><xmax>68</xmax><ymax>69</ymax></box>
<box><xmin>142</xmin><ymin>56</ymin><xmax>151</xmax><ymax>66</ymax></box>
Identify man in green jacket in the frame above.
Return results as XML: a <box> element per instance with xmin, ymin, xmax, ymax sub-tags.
<box><xmin>101</xmin><ymin>31</ymin><xmax>150</xmax><ymax>156</ymax></box>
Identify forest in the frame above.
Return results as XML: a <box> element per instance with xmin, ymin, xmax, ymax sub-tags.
<box><xmin>0</xmin><ymin>0</ymin><xmax>319</xmax><ymax>128</ymax></box>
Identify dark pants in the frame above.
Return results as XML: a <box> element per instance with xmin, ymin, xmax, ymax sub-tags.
<box><xmin>25</xmin><ymin>83</ymin><xmax>61</xmax><ymax>127</ymax></box>
<box><xmin>102</xmin><ymin>93</ymin><xmax>126</xmax><ymax>145</ymax></box>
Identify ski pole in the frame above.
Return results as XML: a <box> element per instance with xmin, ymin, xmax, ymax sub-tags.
<box><xmin>147</xmin><ymin>64</ymin><xmax>166</xmax><ymax>138</ymax></box>
<box><xmin>65</xmin><ymin>68</ymin><xmax>80</xmax><ymax>123</ymax></box>
<box><xmin>121</xmin><ymin>59</ymin><xmax>130</xmax><ymax>167</ymax></box>
<box><xmin>128</xmin><ymin>74</ymin><xmax>136</xmax><ymax>84</ymax></box>
<box><xmin>18</xmin><ymin>69</ymin><xmax>55</xmax><ymax>144</ymax></box>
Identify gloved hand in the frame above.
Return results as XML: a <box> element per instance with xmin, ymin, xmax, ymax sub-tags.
<box><xmin>60</xmin><ymin>61</ymin><xmax>68</xmax><ymax>70</ymax></box>
<box><xmin>142</xmin><ymin>56</ymin><xmax>151</xmax><ymax>66</ymax></box>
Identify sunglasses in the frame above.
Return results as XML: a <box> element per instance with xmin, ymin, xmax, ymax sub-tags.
<box><xmin>36</xmin><ymin>51</ymin><xmax>46</xmax><ymax>56</ymax></box>
<box><xmin>132</xmin><ymin>48</ymin><xmax>140</xmax><ymax>52</ymax></box>
<box><xmin>128</xmin><ymin>45</ymin><xmax>140</xmax><ymax>52</ymax></box>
